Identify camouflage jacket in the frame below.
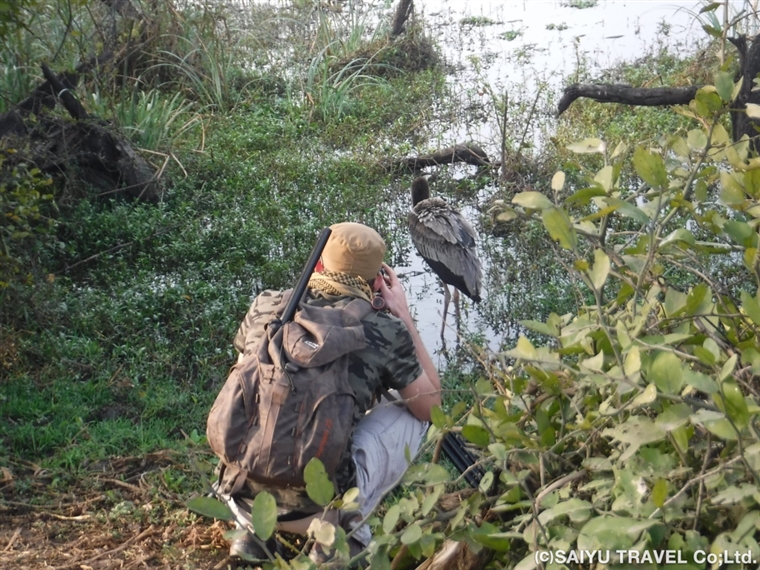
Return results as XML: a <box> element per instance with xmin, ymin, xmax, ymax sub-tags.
<box><xmin>231</xmin><ymin>287</ymin><xmax>422</xmax><ymax>507</ymax></box>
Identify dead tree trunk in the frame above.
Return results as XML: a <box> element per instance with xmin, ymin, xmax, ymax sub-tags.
<box><xmin>0</xmin><ymin>65</ymin><xmax>159</xmax><ymax>202</ymax></box>
<box><xmin>728</xmin><ymin>35</ymin><xmax>760</xmax><ymax>145</ymax></box>
<box><xmin>558</xmin><ymin>34</ymin><xmax>760</xmax><ymax>147</ymax></box>
<box><xmin>390</xmin><ymin>0</ymin><xmax>414</xmax><ymax>38</ymax></box>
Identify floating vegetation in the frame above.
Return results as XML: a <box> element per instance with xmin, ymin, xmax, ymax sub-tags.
<box><xmin>459</xmin><ymin>16</ymin><xmax>499</xmax><ymax>27</ymax></box>
<box><xmin>562</xmin><ymin>0</ymin><xmax>598</xmax><ymax>8</ymax></box>
<box><xmin>499</xmin><ymin>29</ymin><xmax>524</xmax><ymax>41</ymax></box>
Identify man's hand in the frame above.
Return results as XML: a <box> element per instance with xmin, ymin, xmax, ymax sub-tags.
<box><xmin>377</xmin><ymin>263</ymin><xmax>412</xmax><ymax>322</ymax></box>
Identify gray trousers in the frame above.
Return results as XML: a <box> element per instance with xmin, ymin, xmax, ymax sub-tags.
<box><xmin>349</xmin><ymin>398</ymin><xmax>429</xmax><ymax>544</ymax></box>
<box><xmin>220</xmin><ymin>398</ymin><xmax>429</xmax><ymax>546</ymax></box>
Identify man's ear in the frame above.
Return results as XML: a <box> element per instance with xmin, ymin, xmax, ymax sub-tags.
<box><xmin>315</xmin><ymin>259</ymin><xmax>325</xmax><ymax>272</ymax></box>
<box><xmin>371</xmin><ymin>274</ymin><xmax>383</xmax><ymax>292</ymax></box>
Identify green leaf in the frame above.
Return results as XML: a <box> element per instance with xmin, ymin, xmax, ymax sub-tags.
<box><xmin>403</xmin><ymin>461</ymin><xmax>451</xmax><ymax>484</ymax></box>
<box><xmin>383</xmin><ymin>504</ymin><xmax>400</xmax><ymax>534</ymax></box>
<box><xmin>489</xmin><ymin>442</ymin><xmax>507</xmax><ymax>462</ymax></box>
<box><xmin>421</xmin><ymin>484</ymin><xmax>444</xmax><ymax>516</ymax></box>
<box><xmin>565</xmin><ymin>186</ymin><xmax>607</xmax><ymax>206</ymax></box>
<box><xmin>715</xmin><ymin>71</ymin><xmax>734</xmax><ymax>102</ymax></box>
<box><xmin>308</xmin><ymin>518</ymin><xmax>336</xmax><ymax>547</ymax></box>
<box><xmin>655</xmin><ymin>403</ymin><xmax>692</xmax><ymax>431</ymax></box>
<box><xmin>702</xmin><ymin>24</ymin><xmax>723</xmax><ymax>38</ymax></box>
<box><xmin>512</xmin><ymin>191</ymin><xmax>553</xmax><ymax>210</ymax></box>
<box><xmin>659</xmin><ymin>228</ymin><xmax>695</xmax><ymax>250</ymax></box>
<box><xmin>746</xmin><ymin>103</ymin><xmax>760</xmax><ymax>119</ymax></box>
<box><xmin>251</xmin><ymin>491</ymin><xmax>277</xmax><ymax>540</ymax></box>
<box><xmin>602</xmin><ymin>197</ymin><xmax>650</xmax><ymax>223</ymax></box>
<box><xmin>342</xmin><ymin>487</ymin><xmax>360</xmax><ymax>505</ymax></box>
<box><xmin>551</xmin><ymin>171</ymin><xmax>565</xmax><ymax>191</ymax></box>
<box><xmin>506</xmin><ymin>336</ymin><xmax>537</xmax><ymax>360</ymax></box>
<box><xmin>651</xmin><ymin>479</ymin><xmax>668</xmax><ymax>508</ymax></box>
<box><xmin>578</xmin><ymin>516</ymin><xmax>659</xmax><ymax>551</ymax></box>
<box><xmin>694</xmin><ymin>346</ymin><xmax>717</xmax><ymax>366</ymax></box>
<box><xmin>462</xmin><ymin>425</ymin><xmax>490</xmax><ymax>447</ymax></box>
<box><xmin>519</xmin><ymin>319</ymin><xmax>557</xmax><ymax>337</ymax></box>
<box><xmin>542</xmin><ymin>206</ymin><xmax>577</xmax><ymax>250</ymax></box>
<box><xmin>690</xmin><ymin>409</ymin><xmax>738</xmax><ymax>440</ymax></box>
<box><xmin>588</xmin><ymin>249</ymin><xmax>610</xmax><ymax>290</ymax></box>
<box><xmin>479</xmin><ymin>471</ymin><xmax>495</xmax><ymax>494</ymax></box>
<box><xmin>741</xmin><ymin>290</ymin><xmax>760</xmax><ymax>326</ymax></box>
<box><xmin>648</xmin><ymin>351</ymin><xmax>684</xmax><ymax>395</ymax></box>
<box><xmin>724</xmin><ymin>220</ymin><xmax>755</xmax><ymax>246</ymax></box>
<box><xmin>664</xmin><ymin>287</ymin><xmax>687</xmax><ymax>317</ymax></box>
<box><xmin>720</xmin><ymin>171</ymin><xmax>746</xmax><ymax>206</ymax></box>
<box><xmin>603</xmin><ymin>416</ymin><xmax>666</xmax><ymax>447</ymax></box>
<box><xmin>493</xmin><ymin>205</ymin><xmax>519</xmax><ymax>222</ymax></box>
<box><xmin>684</xmin><ymin>369</ymin><xmax>718</xmax><ymax>394</ymax></box>
<box><xmin>633</xmin><ymin>146</ymin><xmax>668</xmax><ymax>188</ymax></box>
<box><xmin>694</xmin><ymin>87</ymin><xmax>724</xmax><ymax>116</ymax></box>
<box><xmin>669</xmin><ymin>135</ymin><xmax>691</xmax><ymax>158</ymax></box>
<box><xmin>594</xmin><ymin>165</ymin><xmax>615</xmax><ymax>192</ymax></box>
<box><xmin>566</xmin><ymin>137</ymin><xmax>606</xmax><ymax>154</ymax></box>
<box><xmin>711</xmin><ymin>483</ymin><xmax>759</xmax><ymax>505</ymax></box>
<box><xmin>671</xmin><ymin>425</ymin><xmax>690</xmax><ymax>454</ymax></box>
<box><xmin>719</xmin><ymin>353</ymin><xmax>738</xmax><ymax>383</ymax></box>
<box><xmin>304</xmin><ymin>458</ymin><xmax>335</xmax><ymax>506</ymax></box>
<box><xmin>430</xmin><ymin>405</ymin><xmax>447</xmax><ymax>429</ymax></box>
<box><xmin>687</xmin><ymin>129</ymin><xmax>708</xmax><ymax>151</ymax></box>
<box><xmin>722</xmin><ymin>381</ymin><xmax>750</xmax><ymax>429</ymax></box>
<box><xmin>186</xmin><ymin>496</ymin><xmax>234</xmax><ymax>521</ymax></box>
<box><xmin>699</xmin><ymin>2</ymin><xmax>721</xmax><ymax>13</ymax></box>
<box><xmin>543</xmin><ymin>498</ymin><xmax>593</xmax><ymax>524</ymax></box>
<box><xmin>632</xmin><ymin>383</ymin><xmax>657</xmax><ymax>407</ymax></box>
<box><xmin>400</xmin><ymin>523</ymin><xmax>422</xmax><ymax>545</ymax></box>
<box><xmin>471</xmin><ymin>522</ymin><xmax>513</xmax><ymax>552</ymax></box>
<box><xmin>369</xmin><ymin>546</ymin><xmax>392</xmax><ymax>570</ymax></box>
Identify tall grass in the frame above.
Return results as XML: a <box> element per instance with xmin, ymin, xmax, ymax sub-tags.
<box><xmin>89</xmin><ymin>88</ymin><xmax>199</xmax><ymax>150</ymax></box>
<box><xmin>304</xmin><ymin>43</ymin><xmax>394</xmax><ymax>121</ymax></box>
<box><xmin>152</xmin><ymin>33</ymin><xmax>249</xmax><ymax>114</ymax></box>
<box><xmin>312</xmin><ymin>0</ymin><xmax>390</xmax><ymax>58</ymax></box>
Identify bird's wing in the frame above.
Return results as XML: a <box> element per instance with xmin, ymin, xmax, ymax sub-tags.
<box><xmin>408</xmin><ymin>199</ymin><xmax>483</xmax><ymax>300</ymax></box>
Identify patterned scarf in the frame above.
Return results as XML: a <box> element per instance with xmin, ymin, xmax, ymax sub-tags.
<box><xmin>308</xmin><ymin>269</ymin><xmax>373</xmax><ymax>302</ymax></box>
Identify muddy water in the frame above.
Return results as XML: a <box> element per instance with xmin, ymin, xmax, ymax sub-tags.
<box><xmin>396</xmin><ymin>1</ymin><xmax>705</xmax><ymax>362</ymax></box>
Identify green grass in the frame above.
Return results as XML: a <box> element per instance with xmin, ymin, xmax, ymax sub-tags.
<box><xmin>0</xmin><ymin>62</ymin><xmax>443</xmax><ymax>481</ymax></box>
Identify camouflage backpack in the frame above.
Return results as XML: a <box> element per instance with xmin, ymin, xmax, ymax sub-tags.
<box><xmin>206</xmin><ymin>290</ymin><xmax>373</xmax><ymax>488</ymax></box>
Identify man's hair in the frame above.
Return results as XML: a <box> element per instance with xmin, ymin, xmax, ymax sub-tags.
<box><xmin>321</xmin><ymin>222</ymin><xmax>386</xmax><ymax>282</ymax></box>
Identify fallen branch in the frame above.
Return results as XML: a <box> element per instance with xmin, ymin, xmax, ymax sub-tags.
<box><xmin>3</xmin><ymin>527</ymin><xmax>21</xmax><ymax>552</ymax></box>
<box><xmin>392</xmin><ymin>143</ymin><xmax>491</xmax><ymax>172</ymax></box>
<box><xmin>46</xmin><ymin>512</ymin><xmax>91</xmax><ymax>521</ymax></box>
<box><xmin>557</xmin><ymin>83</ymin><xmax>701</xmax><ymax>116</ymax></box>
<box><xmin>98</xmin><ymin>476</ymin><xmax>144</xmax><ymax>494</ymax></box>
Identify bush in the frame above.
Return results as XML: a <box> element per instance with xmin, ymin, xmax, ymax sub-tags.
<box><xmin>404</xmin><ymin>72</ymin><xmax>760</xmax><ymax>567</ymax></box>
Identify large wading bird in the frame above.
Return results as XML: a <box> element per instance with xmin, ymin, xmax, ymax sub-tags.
<box><xmin>408</xmin><ymin>176</ymin><xmax>483</xmax><ymax>339</ymax></box>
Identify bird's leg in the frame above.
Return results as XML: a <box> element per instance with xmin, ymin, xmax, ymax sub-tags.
<box><xmin>440</xmin><ymin>282</ymin><xmax>451</xmax><ymax>341</ymax></box>
<box><xmin>454</xmin><ymin>288</ymin><xmax>461</xmax><ymax>335</ymax></box>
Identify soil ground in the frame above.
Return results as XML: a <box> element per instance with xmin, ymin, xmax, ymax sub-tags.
<box><xmin>0</xmin><ymin>451</ymin><xmax>236</xmax><ymax>570</ymax></box>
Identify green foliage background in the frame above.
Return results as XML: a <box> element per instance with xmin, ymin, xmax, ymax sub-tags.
<box><xmin>3</xmin><ymin>0</ymin><xmax>760</xmax><ymax>568</ymax></box>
